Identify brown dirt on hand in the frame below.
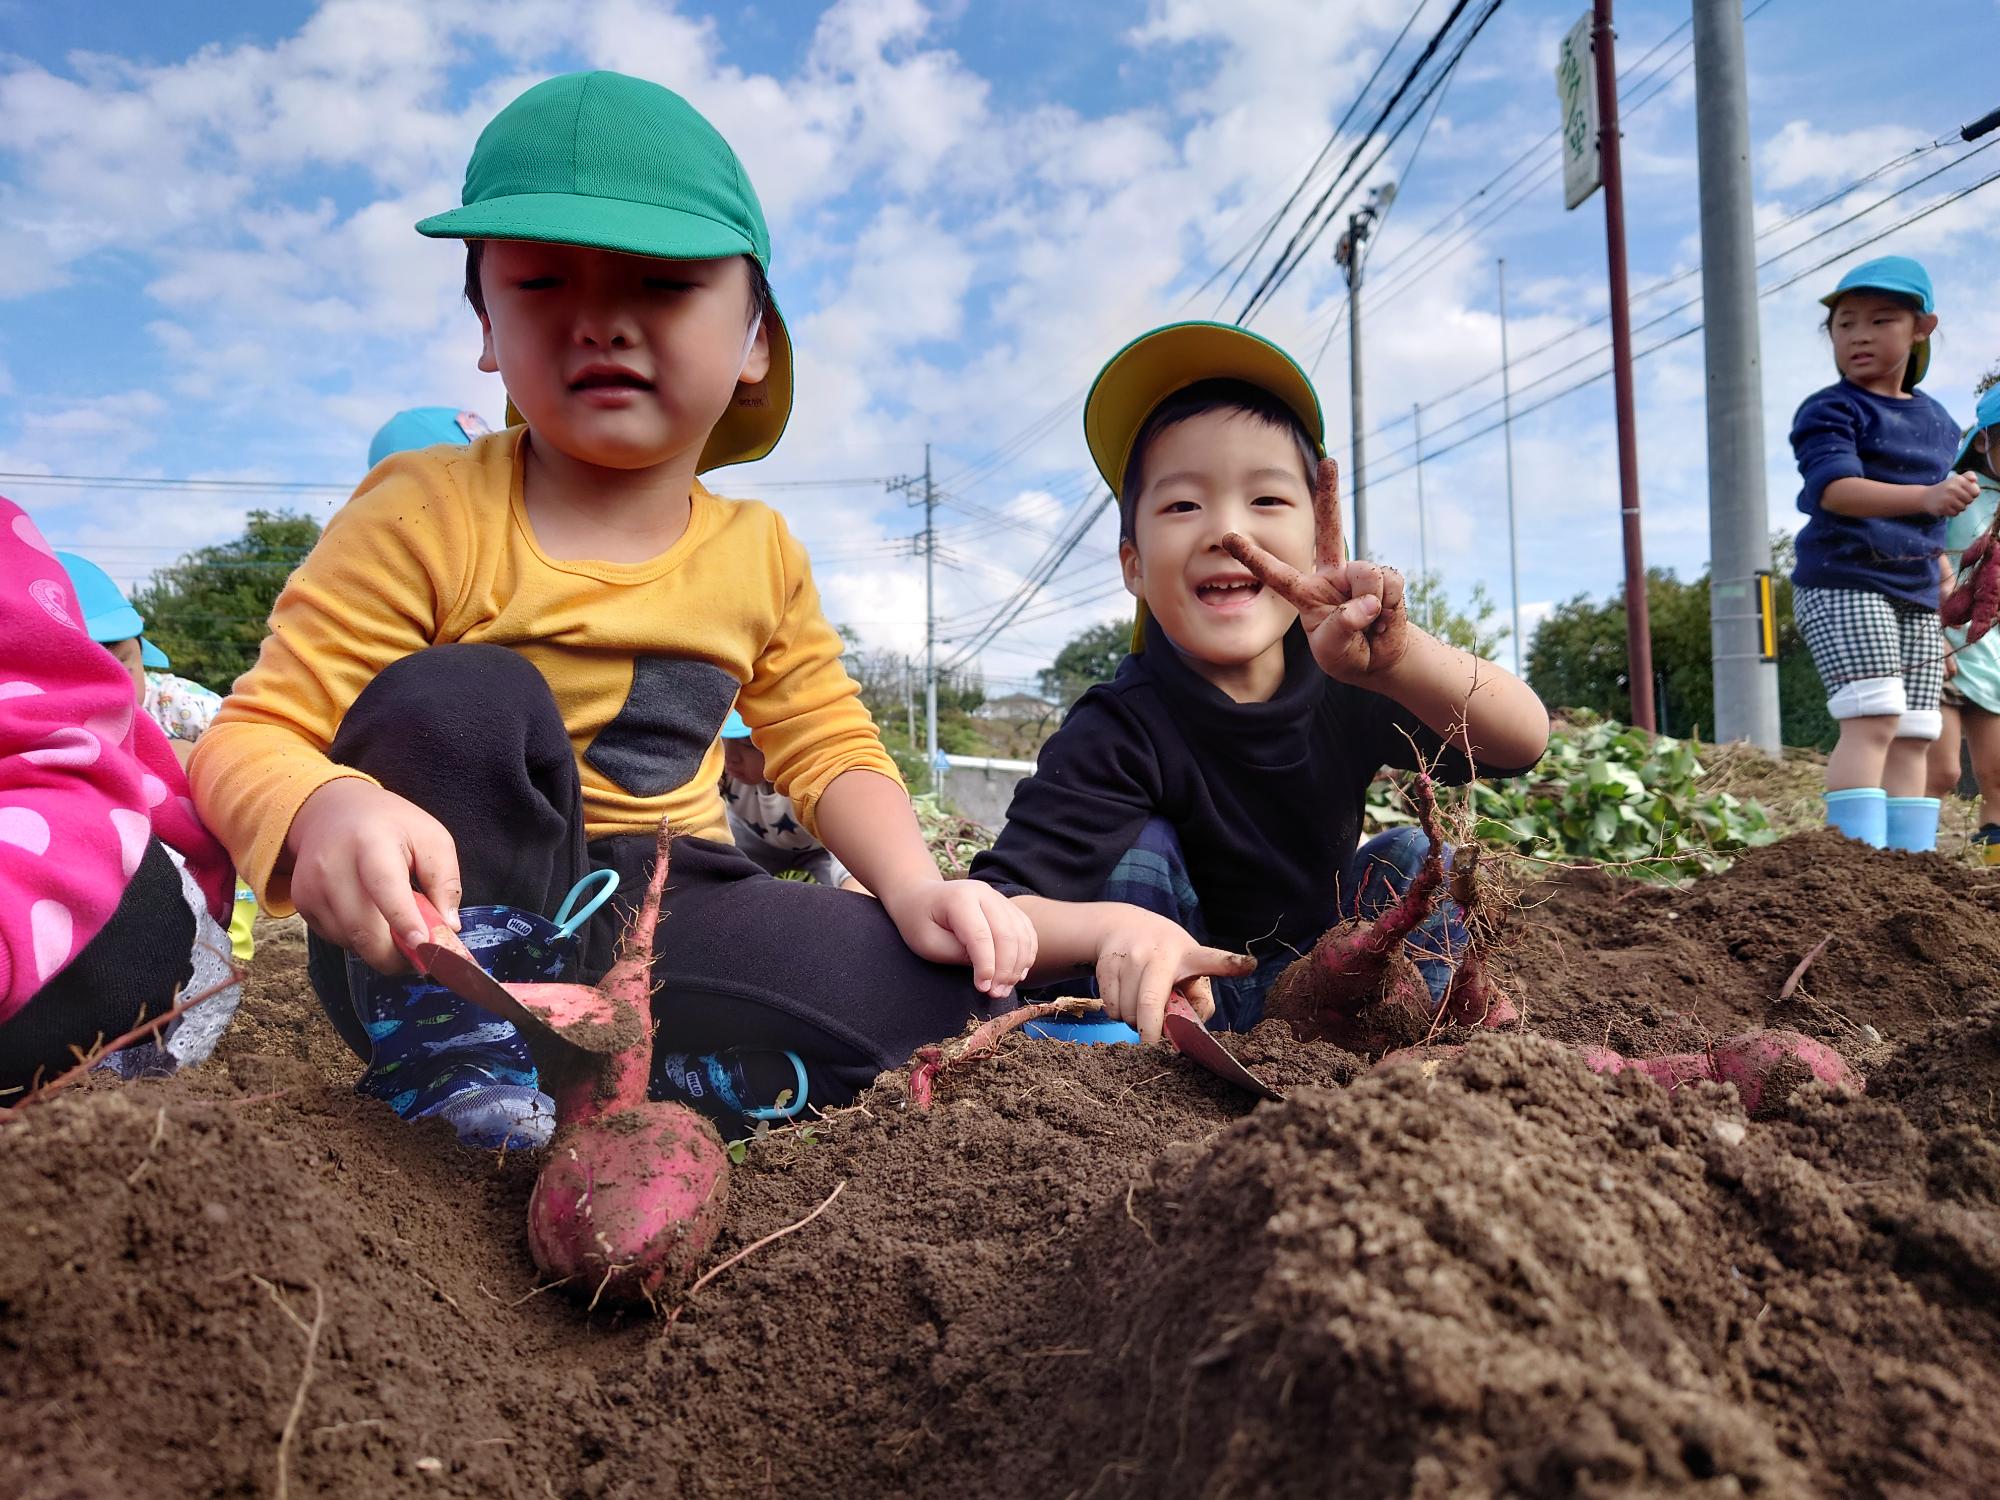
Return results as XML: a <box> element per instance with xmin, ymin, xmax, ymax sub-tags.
<box><xmin>6</xmin><ymin>832</ymin><xmax>2000</xmax><ymax>1498</ymax></box>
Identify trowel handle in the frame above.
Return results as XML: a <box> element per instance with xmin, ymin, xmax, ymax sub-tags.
<box><xmin>391</xmin><ymin>892</ymin><xmax>458</xmax><ymax>974</ymax></box>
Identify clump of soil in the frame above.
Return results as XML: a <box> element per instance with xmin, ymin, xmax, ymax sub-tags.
<box><xmin>5</xmin><ymin>835</ymin><xmax>2000</xmax><ymax>1498</ymax></box>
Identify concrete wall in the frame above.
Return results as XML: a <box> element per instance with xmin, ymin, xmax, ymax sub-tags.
<box><xmin>938</xmin><ymin>756</ymin><xmax>1034</xmax><ymax>832</ymax></box>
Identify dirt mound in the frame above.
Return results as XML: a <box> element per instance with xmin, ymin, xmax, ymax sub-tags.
<box><xmin>5</xmin><ymin>834</ymin><xmax>2000</xmax><ymax>1498</ymax></box>
<box><xmin>1503</xmin><ymin>828</ymin><xmax>2000</xmax><ymax>1057</ymax></box>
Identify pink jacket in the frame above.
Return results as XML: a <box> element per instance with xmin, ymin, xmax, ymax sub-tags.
<box><xmin>0</xmin><ymin>498</ymin><xmax>232</xmax><ymax>1021</ymax></box>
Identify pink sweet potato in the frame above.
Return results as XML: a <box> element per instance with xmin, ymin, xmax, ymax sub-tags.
<box><xmin>1583</xmin><ymin>1028</ymin><xmax>1862</xmax><ymax>1117</ymax></box>
<box><xmin>1706</xmin><ymin>1028</ymin><xmax>1862</xmax><ymax>1115</ymax></box>
<box><xmin>521</xmin><ymin>825</ymin><xmax>731</xmax><ymax>1306</ymax></box>
<box><xmin>1265</xmin><ymin>771</ymin><xmax>1452</xmax><ymax>1053</ymax></box>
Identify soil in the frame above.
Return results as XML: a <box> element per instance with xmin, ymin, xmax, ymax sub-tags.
<box><xmin>7</xmin><ymin>830</ymin><xmax>2000</xmax><ymax>1499</ymax></box>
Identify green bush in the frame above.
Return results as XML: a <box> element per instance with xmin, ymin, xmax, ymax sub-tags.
<box><xmin>1366</xmin><ymin>716</ymin><xmax>1777</xmax><ymax>881</ymax></box>
<box><xmin>1469</xmin><ymin>717</ymin><xmax>1776</xmax><ymax>880</ymax></box>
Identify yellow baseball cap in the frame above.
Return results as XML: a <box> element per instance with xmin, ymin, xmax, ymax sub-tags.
<box><xmin>1084</xmin><ymin>321</ymin><xmax>1325</xmax><ymax>496</ymax></box>
<box><xmin>1085</xmin><ymin>321</ymin><xmax>1326</xmax><ymax>649</ymax></box>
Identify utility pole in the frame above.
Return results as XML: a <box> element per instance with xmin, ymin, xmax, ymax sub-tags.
<box><xmin>1411</xmin><ymin>402</ymin><xmax>1430</xmax><ymax>622</ymax></box>
<box><xmin>1336</xmin><ymin>183</ymin><xmax>1394</xmax><ymax>559</ymax></box>
<box><xmin>1592</xmin><ymin>0</ymin><xmax>1656</xmax><ymax>731</ymax></box>
<box><xmin>1497</xmin><ymin>259</ymin><xmax>1525</xmax><ymax>677</ymax></box>
<box><xmin>887</xmin><ymin>444</ymin><xmax>942</xmax><ymax>778</ymax></box>
<box><xmin>922</xmin><ymin>443</ymin><xmax>937</xmax><ymax>771</ymax></box>
<box><xmin>1692</xmin><ymin>0</ymin><xmax>1782</xmax><ymax>751</ymax></box>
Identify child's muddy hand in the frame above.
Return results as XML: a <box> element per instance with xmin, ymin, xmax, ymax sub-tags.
<box><xmin>1094</xmin><ymin>912</ymin><xmax>1254</xmax><ymax>1043</ymax></box>
<box><xmin>1219</xmin><ymin>456</ymin><xmax>1410</xmax><ymax>683</ymax></box>
<box><xmin>286</xmin><ymin>778</ymin><xmax>463</xmax><ymax>973</ymax></box>
<box><xmin>886</xmin><ymin>878</ymin><xmax>1037</xmax><ymax>998</ymax></box>
<box><xmin>1301</xmin><ymin>562</ymin><xmax>1409</xmax><ymax>683</ymax></box>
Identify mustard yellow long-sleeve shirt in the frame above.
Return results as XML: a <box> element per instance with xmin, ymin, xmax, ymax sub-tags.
<box><xmin>191</xmin><ymin>430</ymin><xmax>896</xmax><ymax>914</ymax></box>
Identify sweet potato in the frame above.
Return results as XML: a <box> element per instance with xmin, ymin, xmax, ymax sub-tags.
<box><xmin>1378</xmin><ymin>1029</ymin><xmax>1863</xmax><ymax>1120</ymax></box>
<box><xmin>518</xmin><ymin>825</ymin><xmax>731</xmax><ymax>1307</ymax></box>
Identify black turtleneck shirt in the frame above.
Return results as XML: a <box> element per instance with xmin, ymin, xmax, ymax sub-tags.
<box><xmin>971</xmin><ymin>618</ymin><xmax>1538</xmax><ymax>959</ymax></box>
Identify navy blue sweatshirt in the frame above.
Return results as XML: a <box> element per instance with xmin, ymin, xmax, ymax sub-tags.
<box><xmin>971</xmin><ymin>617</ymin><xmax>1539</xmax><ymax>958</ymax></box>
<box><xmin>1790</xmin><ymin>379</ymin><xmax>1961</xmax><ymax>609</ymax></box>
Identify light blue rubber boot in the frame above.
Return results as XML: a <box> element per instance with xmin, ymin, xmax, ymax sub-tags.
<box><xmin>1824</xmin><ymin>787</ymin><xmax>1887</xmax><ymax>848</ymax></box>
<box><xmin>1885</xmin><ymin>795</ymin><xmax>1941</xmax><ymax>853</ymax></box>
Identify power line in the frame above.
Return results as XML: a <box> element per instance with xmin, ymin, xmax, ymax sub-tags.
<box><xmin>1237</xmin><ymin>0</ymin><xmax>1496</xmax><ymax>324</ymax></box>
<box><xmin>1204</xmin><ymin>0</ymin><xmax>1440</xmax><ymax>311</ymax></box>
<box><xmin>1367</xmin><ymin>138</ymin><xmax>2000</xmax><ymax>470</ymax></box>
<box><xmin>1296</xmin><ymin>0</ymin><xmax>1778</xmax><ymax>367</ymax></box>
<box><xmin>1367</xmin><ymin>163</ymin><xmax>2000</xmax><ymax>487</ymax></box>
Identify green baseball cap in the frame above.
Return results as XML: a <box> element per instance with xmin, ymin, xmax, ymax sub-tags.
<box><xmin>418</xmin><ymin>71</ymin><xmax>792</xmax><ymax>471</ymax></box>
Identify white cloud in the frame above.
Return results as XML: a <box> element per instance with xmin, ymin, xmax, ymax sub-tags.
<box><xmin>1760</xmin><ymin>119</ymin><xmax>1929</xmax><ymax>192</ymax></box>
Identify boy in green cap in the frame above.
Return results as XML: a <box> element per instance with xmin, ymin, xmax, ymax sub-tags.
<box><xmin>191</xmin><ymin>72</ymin><xmax>1035</xmax><ymax>1143</ymax></box>
<box><xmin>972</xmin><ymin>322</ymin><xmax>1550</xmax><ymax>1043</ymax></box>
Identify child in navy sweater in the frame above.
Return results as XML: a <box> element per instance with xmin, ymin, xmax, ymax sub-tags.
<box><xmin>1790</xmin><ymin>256</ymin><xmax>1975</xmax><ymax>851</ymax></box>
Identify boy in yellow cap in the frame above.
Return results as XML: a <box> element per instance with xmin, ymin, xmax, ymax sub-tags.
<box><xmin>975</xmin><ymin>322</ymin><xmax>1549</xmax><ymax>1042</ymax></box>
<box><xmin>191</xmin><ymin>71</ymin><xmax>1033</xmax><ymax>1144</ymax></box>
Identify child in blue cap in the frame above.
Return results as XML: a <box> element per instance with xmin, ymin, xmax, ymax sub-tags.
<box><xmin>1927</xmin><ymin>378</ymin><xmax>2000</xmax><ymax>859</ymax></box>
<box><xmin>190</xmin><ymin>73</ymin><xmax>1033</xmax><ymax>1145</ymax></box>
<box><xmin>1790</xmin><ymin>255</ymin><xmax>1977</xmax><ymax>851</ymax></box>
<box><xmin>57</xmin><ymin>550</ymin><xmax>257</xmax><ymax>963</ymax></box>
<box><xmin>719</xmin><ymin>710</ymin><xmax>860</xmax><ymax>890</ymax></box>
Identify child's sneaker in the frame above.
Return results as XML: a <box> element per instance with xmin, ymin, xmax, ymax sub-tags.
<box><xmin>651</xmin><ymin>1048</ymin><xmax>810</xmax><ymax>1129</ymax></box>
<box><xmin>1974</xmin><ymin>824</ymin><xmax>2000</xmax><ymax>866</ymax></box>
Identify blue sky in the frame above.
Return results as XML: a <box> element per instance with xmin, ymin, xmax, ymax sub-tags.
<box><xmin>3</xmin><ymin>0</ymin><xmax>1998</xmax><ymax>696</ymax></box>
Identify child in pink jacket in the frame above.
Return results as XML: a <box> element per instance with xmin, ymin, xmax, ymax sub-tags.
<box><xmin>0</xmin><ymin>497</ymin><xmax>237</xmax><ymax>1094</ymax></box>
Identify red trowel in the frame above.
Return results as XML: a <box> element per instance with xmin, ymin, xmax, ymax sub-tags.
<box><xmin>394</xmin><ymin>895</ymin><xmax>628</xmax><ymax>1058</ymax></box>
<box><xmin>1162</xmin><ymin>994</ymin><xmax>1284</xmax><ymax>1102</ymax></box>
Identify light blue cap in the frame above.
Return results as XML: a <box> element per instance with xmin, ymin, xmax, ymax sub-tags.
<box><xmin>368</xmin><ymin>407</ymin><xmax>491</xmax><ymax>469</ymax></box>
<box><xmin>1821</xmin><ymin>254</ymin><xmax>1934</xmax><ymax>313</ymax></box>
<box><xmin>721</xmin><ymin>709</ymin><xmax>751</xmax><ymax>739</ymax></box>
<box><xmin>56</xmin><ymin>551</ymin><xmax>168</xmax><ymax>667</ymax></box>
<box><xmin>1955</xmin><ymin>384</ymin><xmax>2000</xmax><ymax>470</ymax></box>
<box><xmin>1821</xmin><ymin>255</ymin><xmax>1934</xmax><ymax>388</ymax></box>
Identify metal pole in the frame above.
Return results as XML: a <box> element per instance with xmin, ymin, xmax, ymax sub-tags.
<box><xmin>1347</xmin><ymin>213</ymin><xmax>1369</xmax><ymax>561</ymax></box>
<box><xmin>923</xmin><ymin>442</ymin><xmax>939</xmax><ymax>772</ymax></box>
<box><xmin>1497</xmin><ymin>258</ymin><xmax>1525</xmax><ymax>677</ymax></box>
<box><xmin>1693</xmin><ymin>0</ymin><xmax>1782</xmax><ymax>751</ymax></box>
<box><xmin>1412</xmin><ymin>402</ymin><xmax>1430</xmax><ymax>624</ymax></box>
<box><xmin>904</xmin><ymin>657</ymin><xmax>916</xmax><ymax>745</ymax></box>
<box><xmin>1592</xmin><ymin>0</ymin><xmax>1656</xmax><ymax>731</ymax></box>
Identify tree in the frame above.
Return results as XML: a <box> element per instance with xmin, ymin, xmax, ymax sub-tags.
<box><xmin>1524</xmin><ymin>537</ymin><xmax>1835</xmax><ymax>749</ymax></box>
<box><xmin>131</xmin><ymin>510</ymin><xmax>321</xmax><ymax>690</ymax></box>
<box><xmin>1404</xmin><ymin>573</ymin><xmax>1510</xmax><ymax>660</ymax></box>
<box><xmin>1038</xmin><ymin>618</ymin><xmax>1131</xmax><ymax>706</ymax></box>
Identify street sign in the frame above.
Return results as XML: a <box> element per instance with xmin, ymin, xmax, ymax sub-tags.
<box><xmin>1557</xmin><ymin>12</ymin><xmax>1601</xmax><ymax>210</ymax></box>
<box><xmin>931</xmin><ymin>750</ymin><xmax>952</xmax><ymax>774</ymax></box>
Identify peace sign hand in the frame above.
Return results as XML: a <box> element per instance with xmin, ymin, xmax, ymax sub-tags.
<box><xmin>1219</xmin><ymin>457</ymin><xmax>1411</xmax><ymax>683</ymax></box>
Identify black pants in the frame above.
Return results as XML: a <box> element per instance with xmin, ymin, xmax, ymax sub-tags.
<box><xmin>0</xmin><ymin>838</ymin><xmax>195</xmax><ymax>1096</ymax></box>
<box><xmin>306</xmin><ymin>645</ymin><xmax>996</xmax><ymax>1110</ymax></box>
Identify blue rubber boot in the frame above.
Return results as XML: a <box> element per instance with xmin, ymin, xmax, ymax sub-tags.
<box><xmin>1824</xmin><ymin>787</ymin><xmax>1888</xmax><ymax>848</ymax></box>
<box><xmin>651</xmin><ymin>1049</ymin><xmax>810</xmax><ymax>1133</ymax></box>
<box><xmin>350</xmin><ymin>902</ymin><xmax>578</xmax><ymax>1150</ymax></box>
<box><xmin>1885</xmin><ymin>795</ymin><xmax>1941</xmax><ymax>853</ymax></box>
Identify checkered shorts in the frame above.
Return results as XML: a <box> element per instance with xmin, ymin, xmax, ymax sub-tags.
<box><xmin>1793</xmin><ymin>585</ymin><xmax>1945</xmax><ymax>712</ymax></box>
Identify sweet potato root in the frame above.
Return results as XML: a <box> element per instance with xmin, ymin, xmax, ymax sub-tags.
<box><xmin>1265</xmin><ymin>772</ymin><xmax>1446</xmax><ymax>1051</ymax></box>
<box><xmin>908</xmin><ymin>998</ymin><xmax>1102</xmax><ymax>1109</ymax></box>
<box><xmin>1266</xmin><ymin>770</ymin><xmax>1501</xmax><ymax>1054</ymax></box>
<box><xmin>1437</xmin><ymin>844</ymin><xmax>1518</xmax><ymax>1030</ymax></box>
